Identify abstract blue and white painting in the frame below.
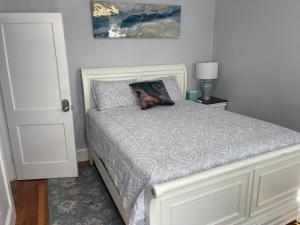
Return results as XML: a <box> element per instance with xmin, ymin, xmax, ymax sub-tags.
<box><xmin>92</xmin><ymin>0</ymin><xmax>181</xmax><ymax>38</ymax></box>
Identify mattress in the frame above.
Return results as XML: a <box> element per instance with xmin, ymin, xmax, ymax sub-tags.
<box><xmin>86</xmin><ymin>100</ymin><xmax>300</xmax><ymax>225</ymax></box>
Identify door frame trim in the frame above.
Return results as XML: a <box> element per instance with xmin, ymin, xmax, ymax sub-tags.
<box><xmin>0</xmin><ymin>86</ymin><xmax>16</xmax><ymax>181</ymax></box>
<box><xmin>0</xmin><ymin>131</ymin><xmax>16</xmax><ymax>225</ymax></box>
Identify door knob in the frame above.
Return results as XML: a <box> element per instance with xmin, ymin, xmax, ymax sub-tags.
<box><xmin>62</xmin><ymin>99</ymin><xmax>70</xmax><ymax>112</ymax></box>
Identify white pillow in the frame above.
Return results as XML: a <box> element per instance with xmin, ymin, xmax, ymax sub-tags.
<box><xmin>91</xmin><ymin>79</ymin><xmax>138</xmax><ymax>111</ymax></box>
<box><xmin>160</xmin><ymin>76</ymin><xmax>184</xmax><ymax>101</ymax></box>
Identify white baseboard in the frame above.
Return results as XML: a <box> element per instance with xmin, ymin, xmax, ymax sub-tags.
<box><xmin>76</xmin><ymin>148</ymin><xmax>89</xmax><ymax>162</ymax></box>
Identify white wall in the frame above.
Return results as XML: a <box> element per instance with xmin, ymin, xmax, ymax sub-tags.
<box><xmin>213</xmin><ymin>0</ymin><xmax>300</xmax><ymax>133</ymax></box>
<box><xmin>0</xmin><ymin>0</ymin><xmax>216</xmax><ymax>150</ymax></box>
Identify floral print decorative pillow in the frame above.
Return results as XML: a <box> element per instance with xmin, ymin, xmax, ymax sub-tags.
<box><xmin>129</xmin><ymin>80</ymin><xmax>175</xmax><ymax>110</ymax></box>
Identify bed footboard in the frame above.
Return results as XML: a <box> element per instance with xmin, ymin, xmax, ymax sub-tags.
<box><xmin>148</xmin><ymin>147</ymin><xmax>300</xmax><ymax>225</ymax></box>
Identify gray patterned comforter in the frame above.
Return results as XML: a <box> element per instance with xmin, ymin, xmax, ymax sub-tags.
<box><xmin>86</xmin><ymin>100</ymin><xmax>300</xmax><ymax>225</ymax></box>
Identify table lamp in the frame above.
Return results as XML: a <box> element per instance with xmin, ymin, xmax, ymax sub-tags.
<box><xmin>196</xmin><ymin>62</ymin><xmax>218</xmax><ymax>101</ymax></box>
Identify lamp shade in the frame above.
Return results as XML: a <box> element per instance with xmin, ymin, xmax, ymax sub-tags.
<box><xmin>196</xmin><ymin>62</ymin><xmax>218</xmax><ymax>80</ymax></box>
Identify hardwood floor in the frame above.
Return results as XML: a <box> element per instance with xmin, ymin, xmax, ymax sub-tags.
<box><xmin>11</xmin><ymin>161</ymin><xmax>89</xmax><ymax>225</ymax></box>
<box><xmin>10</xmin><ymin>161</ymin><xmax>299</xmax><ymax>225</ymax></box>
<box><xmin>11</xmin><ymin>179</ymin><xmax>48</xmax><ymax>225</ymax></box>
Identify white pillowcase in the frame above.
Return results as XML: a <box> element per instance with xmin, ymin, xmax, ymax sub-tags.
<box><xmin>91</xmin><ymin>79</ymin><xmax>138</xmax><ymax>111</ymax></box>
<box><xmin>159</xmin><ymin>76</ymin><xmax>184</xmax><ymax>101</ymax></box>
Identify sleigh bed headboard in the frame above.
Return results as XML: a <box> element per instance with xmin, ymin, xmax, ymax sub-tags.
<box><xmin>81</xmin><ymin>64</ymin><xmax>187</xmax><ymax>112</ymax></box>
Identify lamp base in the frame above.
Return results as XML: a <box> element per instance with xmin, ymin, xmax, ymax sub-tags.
<box><xmin>200</xmin><ymin>80</ymin><xmax>214</xmax><ymax>101</ymax></box>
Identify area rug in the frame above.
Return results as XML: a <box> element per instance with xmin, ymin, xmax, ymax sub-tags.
<box><xmin>48</xmin><ymin>166</ymin><xmax>125</xmax><ymax>225</ymax></box>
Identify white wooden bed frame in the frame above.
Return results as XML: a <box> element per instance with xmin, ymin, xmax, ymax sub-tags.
<box><xmin>81</xmin><ymin>64</ymin><xmax>300</xmax><ymax>225</ymax></box>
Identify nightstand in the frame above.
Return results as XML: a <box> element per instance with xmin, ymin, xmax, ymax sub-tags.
<box><xmin>194</xmin><ymin>97</ymin><xmax>228</xmax><ymax>110</ymax></box>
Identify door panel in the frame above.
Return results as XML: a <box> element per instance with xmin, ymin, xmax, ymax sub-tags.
<box><xmin>0</xmin><ymin>13</ymin><xmax>77</xmax><ymax>179</ymax></box>
<box><xmin>18</xmin><ymin>124</ymin><xmax>68</xmax><ymax>163</ymax></box>
<box><xmin>3</xmin><ymin>23</ymin><xmax>61</xmax><ymax>110</ymax></box>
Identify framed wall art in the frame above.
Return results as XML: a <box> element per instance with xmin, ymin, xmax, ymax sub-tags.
<box><xmin>92</xmin><ymin>0</ymin><xmax>181</xmax><ymax>38</ymax></box>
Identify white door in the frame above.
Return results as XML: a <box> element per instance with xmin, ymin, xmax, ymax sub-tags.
<box><xmin>0</xmin><ymin>135</ymin><xmax>16</xmax><ymax>225</ymax></box>
<box><xmin>0</xmin><ymin>13</ymin><xmax>78</xmax><ymax>179</ymax></box>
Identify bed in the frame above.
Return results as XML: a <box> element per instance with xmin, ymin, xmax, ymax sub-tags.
<box><xmin>81</xmin><ymin>64</ymin><xmax>300</xmax><ymax>225</ymax></box>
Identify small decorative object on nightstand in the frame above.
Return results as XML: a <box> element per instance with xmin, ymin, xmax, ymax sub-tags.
<box><xmin>194</xmin><ymin>96</ymin><xmax>228</xmax><ymax>110</ymax></box>
<box><xmin>196</xmin><ymin>62</ymin><xmax>218</xmax><ymax>101</ymax></box>
<box><xmin>186</xmin><ymin>90</ymin><xmax>198</xmax><ymax>101</ymax></box>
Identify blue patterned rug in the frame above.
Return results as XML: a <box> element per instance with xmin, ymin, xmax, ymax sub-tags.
<box><xmin>48</xmin><ymin>166</ymin><xmax>125</xmax><ymax>225</ymax></box>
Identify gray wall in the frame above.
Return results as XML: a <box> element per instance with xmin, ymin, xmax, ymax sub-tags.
<box><xmin>0</xmin><ymin>0</ymin><xmax>215</xmax><ymax>149</ymax></box>
<box><xmin>213</xmin><ymin>0</ymin><xmax>300</xmax><ymax>132</ymax></box>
